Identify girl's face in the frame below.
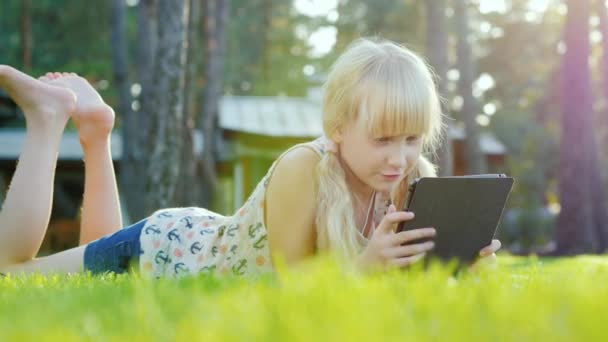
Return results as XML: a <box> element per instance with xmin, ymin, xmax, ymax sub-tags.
<box><xmin>337</xmin><ymin>117</ymin><xmax>423</xmax><ymax>194</ymax></box>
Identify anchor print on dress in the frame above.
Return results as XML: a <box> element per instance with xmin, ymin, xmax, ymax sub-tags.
<box><xmin>155</xmin><ymin>250</ymin><xmax>172</xmax><ymax>265</ymax></box>
<box><xmin>190</xmin><ymin>241</ymin><xmax>203</xmax><ymax>254</ymax></box>
<box><xmin>253</xmin><ymin>234</ymin><xmax>267</xmax><ymax>250</ymax></box>
<box><xmin>179</xmin><ymin>216</ymin><xmax>194</xmax><ymax>229</ymax></box>
<box><xmin>167</xmin><ymin>229</ymin><xmax>181</xmax><ymax>243</ymax></box>
<box><xmin>200</xmin><ymin>228</ymin><xmax>214</xmax><ymax>236</ymax></box>
<box><xmin>226</xmin><ymin>224</ymin><xmax>239</xmax><ymax>237</ymax></box>
<box><xmin>144</xmin><ymin>224</ymin><xmax>161</xmax><ymax>235</ymax></box>
<box><xmin>248</xmin><ymin>222</ymin><xmax>263</xmax><ymax>238</ymax></box>
<box><xmin>200</xmin><ymin>265</ymin><xmax>216</xmax><ymax>274</ymax></box>
<box><xmin>174</xmin><ymin>262</ymin><xmax>189</xmax><ymax>275</ymax></box>
<box><xmin>232</xmin><ymin>259</ymin><xmax>247</xmax><ymax>275</ymax></box>
<box><xmin>157</xmin><ymin>211</ymin><xmax>172</xmax><ymax>219</ymax></box>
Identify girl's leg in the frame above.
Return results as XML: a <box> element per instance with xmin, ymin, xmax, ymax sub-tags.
<box><xmin>0</xmin><ymin>245</ymin><xmax>85</xmax><ymax>275</ymax></box>
<box><xmin>0</xmin><ymin>66</ymin><xmax>76</xmax><ymax>267</ymax></box>
<box><xmin>40</xmin><ymin>73</ymin><xmax>122</xmax><ymax>245</ymax></box>
<box><xmin>0</xmin><ymin>219</ymin><xmax>145</xmax><ymax>275</ymax></box>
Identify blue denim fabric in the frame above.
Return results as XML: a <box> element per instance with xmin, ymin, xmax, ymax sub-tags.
<box><xmin>83</xmin><ymin>219</ymin><xmax>146</xmax><ymax>274</ymax></box>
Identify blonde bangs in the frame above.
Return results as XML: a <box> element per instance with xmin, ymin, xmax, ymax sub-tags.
<box><xmin>353</xmin><ymin>55</ymin><xmax>439</xmax><ymax>145</ymax></box>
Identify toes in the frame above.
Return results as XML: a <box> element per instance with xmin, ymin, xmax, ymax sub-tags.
<box><xmin>53</xmin><ymin>72</ymin><xmax>61</xmax><ymax>79</ymax></box>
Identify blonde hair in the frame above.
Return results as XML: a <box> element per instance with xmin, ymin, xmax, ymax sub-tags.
<box><xmin>315</xmin><ymin>37</ymin><xmax>444</xmax><ymax>259</ymax></box>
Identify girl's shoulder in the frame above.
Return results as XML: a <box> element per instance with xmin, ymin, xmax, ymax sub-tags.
<box><xmin>265</xmin><ymin>137</ymin><xmax>326</xmax><ymax>178</ymax></box>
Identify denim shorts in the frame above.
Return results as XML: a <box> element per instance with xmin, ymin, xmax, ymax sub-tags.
<box><xmin>83</xmin><ymin>219</ymin><xmax>146</xmax><ymax>275</ymax></box>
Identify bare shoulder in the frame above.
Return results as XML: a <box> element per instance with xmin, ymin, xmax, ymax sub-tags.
<box><xmin>264</xmin><ymin>145</ymin><xmax>321</xmax><ymax>265</ymax></box>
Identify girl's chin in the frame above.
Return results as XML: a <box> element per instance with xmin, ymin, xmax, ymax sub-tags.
<box><xmin>371</xmin><ymin>182</ymin><xmax>396</xmax><ymax>193</ymax></box>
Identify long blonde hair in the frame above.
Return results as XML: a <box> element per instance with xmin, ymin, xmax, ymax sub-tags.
<box><xmin>315</xmin><ymin>37</ymin><xmax>444</xmax><ymax>259</ymax></box>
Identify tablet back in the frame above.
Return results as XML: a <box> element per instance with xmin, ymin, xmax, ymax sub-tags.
<box><xmin>396</xmin><ymin>175</ymin><xmax>514</xmax><ymax>264</ymax></box>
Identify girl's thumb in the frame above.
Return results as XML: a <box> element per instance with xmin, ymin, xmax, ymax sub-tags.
<box><xmin>387</xmin><ymin>204</ymin><xmax>396</xmax><ymax>214</ymax></box>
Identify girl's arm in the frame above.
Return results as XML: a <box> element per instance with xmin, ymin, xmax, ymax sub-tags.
<box><xmin>265</xmin><ymin>147</ymin><xmax>319</xmax><ymax>267</ymax></box>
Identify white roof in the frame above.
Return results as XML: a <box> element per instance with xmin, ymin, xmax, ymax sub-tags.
<box><xmin>0</xmin><ymin>129</ymin><xmax>123</xmax><ymax>161</ymax></box>
<box><xmin>0</xmin><ymin>129</ymin><xmax>203</xmax><ymax>161</ymax></box>
<box><xmin>220</xmin><ymin>96</ymin><xmax>322</xmax><ymax>137</ymax></box>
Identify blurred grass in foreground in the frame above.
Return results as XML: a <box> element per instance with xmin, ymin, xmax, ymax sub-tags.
<box><xmin>1</xmin><ymin>254</ymin><xmax>607</xmax><ymax>341</ymax></box>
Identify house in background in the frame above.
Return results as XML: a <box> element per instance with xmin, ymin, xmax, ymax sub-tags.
<box><xmin>0</xmin><ymin>90</ymin><xmax>506</xmax><ymax>253</ymax></box>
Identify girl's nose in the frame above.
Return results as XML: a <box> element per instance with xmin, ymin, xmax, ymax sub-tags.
<box><xmin>387</xmin><ymin>147</ymin><xmax>408</xmax><ymax>169</ymax></box>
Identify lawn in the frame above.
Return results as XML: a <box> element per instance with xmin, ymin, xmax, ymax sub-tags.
<box><xmin>1</xmin><ymin>254</ymin><xmax>607</xmax><ymax>341</ymax></box>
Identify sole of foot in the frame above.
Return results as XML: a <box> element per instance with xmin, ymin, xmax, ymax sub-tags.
<box><xmin>40</xmin><ymin>72</ymin><xmax>115</xmax><ymax>146</ymax></box>
<box><xmin>0</xmin><ymin>65</ymin><xmax>76</xmax><ymax>129</ymax></box>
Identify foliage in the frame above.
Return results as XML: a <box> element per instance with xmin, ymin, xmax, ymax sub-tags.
<box><xmin>1</xmin><ymin>255</ymin><xmax>608</xmax><ymax>340</ymax></box>
<box><xmin>491</xmin><ymin>109</ymin><xmax>558</xmax><ymax>250</ymax></box>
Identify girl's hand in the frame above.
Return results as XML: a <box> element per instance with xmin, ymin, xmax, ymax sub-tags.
<box><xmin>469</xmin><ymin>239</ymin><xmax>501</xmax><ymax>272</ymax></box>
<box><xmin>355</xmin><ymin>204</ymin><xmax>436</xmax><ymax>272</ymax></box>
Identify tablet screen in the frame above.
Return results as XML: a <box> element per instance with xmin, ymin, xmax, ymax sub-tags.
<box><xmin>396</xmin><ymin>174</ymin><xmax>514</xmax><ymax>265</ymax></box>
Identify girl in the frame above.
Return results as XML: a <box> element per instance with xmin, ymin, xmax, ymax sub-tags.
<box><xmin>0</xmin><ymin>38</ymin><xmax>501</xmax><ymax>278</ymax></box>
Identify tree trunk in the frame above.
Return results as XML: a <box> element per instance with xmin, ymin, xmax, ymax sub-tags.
<box><xmin>110</xmin><ymin>0</ymin><xmax>134</xmax><ymax>220</ymax></box>
<box><xmin>261</xmin><ymin>0</ymin><xmax>272</xmax><ymax>94</ymax></box>
<box><xmin>176</xmin><ymin>0</ymin><xmax>201</xmax><ymax>207</ymax></box>
<box><xmin>454</xmin><ymin>0</ymin><xmax>486</xmax><ymax>175</ymax></box>
<box><xmin>19</xmin><ymin>0</ymin><xmax>32</xmax><ymax>71</ymax></box>
<box><xmin>197</xmin><ymin>0</ymin><xmax>228</xmax><ymax>208</ymax></box>
<box><xmin>425</xmin><ymin>0</ymin><xmax>453</xmax><ymax>176</ymax></box>
<box><xmin>590</xmin><ymin>0</ymin><xmax>608</xmax><ymax>252</ymax></box>
<box><xmin>110</xmin><ymin>0</ymin><xmax>131</xmax><ymax>123</ymax></box>
<box><xmin>144</xmin><ymin>0</ymin><xmax>191</xmax><ymax>213</ymax></box>
<box><xmin>122</xmin><ymin>0</ymin><xmax>158</xmax><ymax>220</ymax></box>
<box><xmin>555</xmin><ymin>0</ymin><xmax>596</xmax><ymax>254</ymax></box>
<box><xmin>598</xmin><ymin>0</ymin><xmax>608</xmax><ymax>149</ymax></box>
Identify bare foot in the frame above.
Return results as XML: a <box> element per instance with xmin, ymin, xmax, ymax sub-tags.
<box><xmin>0</xmin><ymin>65</ymin><xmax>75</xmax><ymax>131</ymax></box>
<box><xmin>40</xmin><ymin>72</ymin><xmax>115</xmax><ymax>147</ymax></box>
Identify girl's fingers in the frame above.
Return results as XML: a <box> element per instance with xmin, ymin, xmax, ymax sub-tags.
<box><xmin>479</xmin><ymin>239</ymin><xmax>501</xmax><ymax>257</ymax></box>
<box><xmin>391</xmin><ymin>252</ymin><xmax>426</xmax><ymax>268</ymax></box>
<box><xmin>377</xmin><ymin>210</ymin><xmax>415</xmax><ymax>233</ymax></box>
<box><xmin>394</xmin><ymin>227</ymin><xmax>436</xmax><ymax>245</ymax></box>
<box><xmin>386</xmin><ymin>241</ymin><xmax>434</xmax><ymax>258</ymax></box>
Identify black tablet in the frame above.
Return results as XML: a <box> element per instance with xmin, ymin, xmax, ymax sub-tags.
<box><xmin>396</xmin><ymin>174</ymin><xmax>514</xmax><ymax>265</ymax></box>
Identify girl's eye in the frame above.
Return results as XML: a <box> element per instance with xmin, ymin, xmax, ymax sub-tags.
<box><xmin>375</xmin><ymin>137</ymin><xmax>392</xmax><ymax>143</ymax></box>
<box><xmin>406</xmin><ymin>135</ymin><xmax>420</xmax><ymax>144</ymax></box>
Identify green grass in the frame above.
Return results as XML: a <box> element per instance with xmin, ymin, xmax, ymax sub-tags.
<box><xmin>1</xmin><ymin>254</ymin><xmax>607</xmax><ymax>341</ymax></box>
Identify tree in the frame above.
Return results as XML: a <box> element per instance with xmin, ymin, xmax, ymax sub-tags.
<box><xmin>455</xmin><ymin>0</ymin><xmax>486</xmax><ymax>174</ymax></box>
<box><xmin>175</xmin><ymin>0</ymin><xmax>202</xmax><ymax>208</ymax></box>
<box><xmin>119</xmin><ymin>0</ymin><xmax>159</xmax><ymax>220</ymax></box>
<box><xmin>556</xmin><ymin>0</ymin><xmax>596</xmax><ymax>254</ymax></box>
<box><xmin>143</xmin><ymin>0</ymin><xmax>191</xmax><ymax>213</ymax></box>
<box><xmin>109</xmin><ymin>0</ymin><xmax>137</xmax><ymax>220</ymax></box>
<box><xmin>197</xmin><ymin>0</ymin><xmax>229</xmax><ymax>208</ymax></box>
<box><xmin>425</xmin><ymin>0</ymin><xmax>453</xmax><ymax>176</ymax></box>
<box><xmin>110</xmin><ymin>0</ymin><xmax>131</xmax><ymax>138</ymax></box>
<box><xmin>589</xmin><ymin>0</ymin><xmax>608</xmax><ymax>252</ymax></box>
<box><xmin>20</xmin><ymin>0</ymin><xmax>32</xmax><ymax>71</ymax></box>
